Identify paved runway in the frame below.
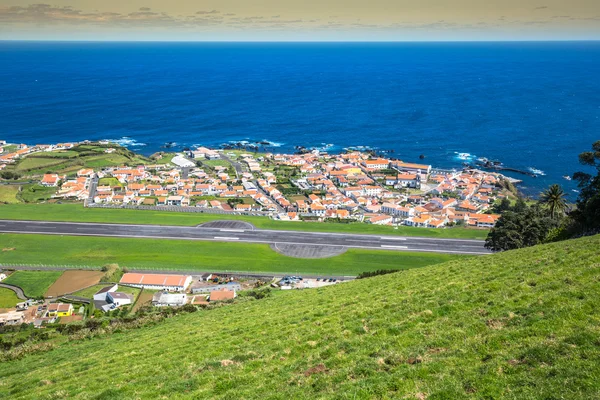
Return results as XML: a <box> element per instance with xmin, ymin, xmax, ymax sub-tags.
<box><xmin>0</xmin><ymin>220</ymin><xmax>491</xmax><ymax>255</ymax></box>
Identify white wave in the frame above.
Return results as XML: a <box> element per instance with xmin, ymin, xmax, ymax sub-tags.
<box><xmin>528</xmin><ymin>167</ymin><xmax>546</xmax><ymax>176</ymax></box>
<box><xmin>104</xmin><ymin>137</ymin><xmax>147</xmax><ymax>147</ymax></box>
<box><xmin>454</xmin><ymin>152</ymin><xmax>475</xmax><ymax>161</ymax></box>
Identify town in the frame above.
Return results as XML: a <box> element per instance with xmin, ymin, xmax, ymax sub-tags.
<box><xmin>0</xmin><ymin>140</ymin><xmax>506</xmax><ymax>229</ymax></box>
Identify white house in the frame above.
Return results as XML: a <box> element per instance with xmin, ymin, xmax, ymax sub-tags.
<box><xmin>93</xmin><ymin>284</ymin><xmax>118</xmax><ymax>301</ymax></box>
<box><xmin>107</xmin><ymin>292</ymin><xmax>133</xmax><ymax>307</ymax></box>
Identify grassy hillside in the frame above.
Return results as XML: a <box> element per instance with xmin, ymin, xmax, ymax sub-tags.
<box><xmin>2</xmin><ymin>235</ymin><xmax>600</xmax><ymax>399</ymax></box>
<box><xmin>0</xmin><ymin>203</ymin><xmax>489</xmax><ymax>239</ymax></box>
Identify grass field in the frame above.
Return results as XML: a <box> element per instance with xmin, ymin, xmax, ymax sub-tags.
<box><xmin>98</xmin><ymin>177</ymin><xmax>122</xmax><ymax>187</ymax></box>
<box><xmin>17</xmin><ymin>184</ymin><xmax>57</xmax><ymax>203</ymax></box>
<box><xmin>1</xmin><ymin>235</ymin><xmax>599</xmax><ymax>399</ymax></box>
<box><xmin>0</xmin><ymin>185</ymin><xmax>20</xmax><ymax>204</ymax></box>
<box><xmin>0</xmin><ymin>234</ymin><xmax>462</xmax><ymax>276</ymax></box>
<box><xmin>0</xmin><ymin>287</ymin><xmax>20</xmax><ymax>308</ymax></box>
<box><xmin>0</xmin><ymin>203</ymin><xmax>489</xmax><ymax>239</ymax></box>
<box><xmin>72</xmin><ymin>284</ymin><xmax>112</xmax><ymax>299</ymax></box>
<box><xmin>2</xmin><ymin>270</ymin><xmax>63</xmax><ymax>298</ymax></box>
<box><xmin>3</xmin><ymin>145</ymin><xmax>151</xmax><ymax>178</ymax></box>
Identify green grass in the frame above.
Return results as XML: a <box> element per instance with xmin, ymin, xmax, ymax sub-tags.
<box><xmin>71</xmin><ymin>284</ymin><xmax>112</xmax><ymax>299</ymax></box>
<box><xmin>17</xmin><ymin>184</ymin><xmax>57</xmax><ymax>203</ymax></box>
<box><xmin>98</xmin><ymin>177</ymin><xmax>122</xmax><ymax>187</ymax></box>
<box><xmin>2</xmin><ymin>270</ymin><xmax>64</xmax><ymax>298</ymax></box>
<box><xmin>28</xmin><ymin>151</ymin><xmax>79</xmax><ymax>159</ymax></box>
<box><xmin>1</xmin><ymin>235</ymin><xmax>599</xmax><ymax>399</ymax></box>
<box><xmin>154</xmin><ymin>153</ymin><xmax>176</xmax><ymax>165</ymax></box>
<box><xmin>0</xmin><ymin>185</ymin><xmax>20</xmax><ymax>204</ymax></box>
<box><xmin>13</xmin><ymin>157</ymin><xmax>68</xmax><ymax>172</ymax></box>
<box><xmin>0</xmin><ymin>203</ymin><xmax>489</xmax><ymax>239</ymax></box>
<box><xmin>5</xmin><ymin>145</ymin><xmax>152</xmax><ymax>178</ymax></box>
<box><xmin>0</xmin><ymin>287</ymin><xmax>20</xmax><ymax>308</ymax></box>
<box><xmin>201</xmin><ymin>159</ymin><xmax>232</xmax><ymax>168</ymax></box>
<box><xmin>0</xmin><ymin>234</ymin><xmax>461</xmax><ymax>276</ymax></box>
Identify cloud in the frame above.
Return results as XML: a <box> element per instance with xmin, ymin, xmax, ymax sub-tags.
<box><xmin>196</xmin><ymin>10</ymin><xmax>219</xmax><ymax>15</ymax></box>
<box><xmin>139</xmin><ymin>7</ymin><xmax>151</xmax><ymax>12</ymax></box>
<box><xmin>534</xmin><ymin>6</ymin><xmax>548</xmax><ymax>10</ymax></box>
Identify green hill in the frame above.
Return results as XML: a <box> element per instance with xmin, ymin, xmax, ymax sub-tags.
<box><xmin>2</xmin><ymin>235</ymin><xmax>600</xmax><ymax>399</ymax></box>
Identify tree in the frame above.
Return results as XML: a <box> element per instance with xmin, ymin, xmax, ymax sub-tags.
<box><xmin>570</xmin><ymin>140</ymin><xmax>600</xmax><ymax>235</ymax></box>
<box><xmin>485</xmin><ymin>205</ymin><xmax>558</xmax><ymax>252</ymax></box>
<box><xmin>494</xmin><ymin>197</ymin><xmax>512</xmax><ymax>213</ymax></box>
<box><xmin>539</xmin><ymin>184</ymin><xmax>567</xmax><ymax>219</ymax></box>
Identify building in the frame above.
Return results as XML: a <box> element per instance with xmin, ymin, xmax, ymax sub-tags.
<box><xmin>0</xmin><ymin>311</ymin><xmax>25</xmax><ymax>326</ymax></box>
<box><xmin>191</xmin><ymin>283</ymin><xmax>241</xmax><ymax>294</ymax></box>
<box><xmin>120</xmin><ymin>273</ymin><xmax>192</xmax><ymax>292</ymax></box>
<box><xmin>152</xmin><ymin>292</ymin><xmax>187</xmax><ymax>307</ymax></box>
<box><xmin>368</xmin><ymin>215</ymin><xmax>393</xmax><ymax>225</ymax></box>
<box><xmin>391</xmin><ymin>161</ymin><xmax>432</xmax><ymax>176</ymax></box>
<box><xmin>362</xmin><ymin>159</ymin><xmax>390</xmax><ymax>170</ymax></box>
<box><xmin>93</xmin><ymin>284</ymin><xmax>118</xmax><ymax>301</ymax></box>
<box><xmin>47</xmin><ymin>303</ymin><xmax>74</xmax><ymax>317</ymax></box>
<box><xmin>107</xmin><ymin>292</ymin><xmax>134</xmax><ymax>307</ymax></box>
<box><xmin>40</xmin><ymin>174</ymin><xmax>63</xmax><ymax>187</ymax></box>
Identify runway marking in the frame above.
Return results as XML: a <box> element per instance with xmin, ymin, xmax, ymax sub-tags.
<box><xmin>380</xmin><ymin>245</ymin><xmax>409</xmax><ymax>249</ymax></box>
<box><xmin>213</xmin><ymin>236</ymin><xmax>239</xmax><ymax>240</ymax></box>
<box><xmin>219</xmin><ymin>229</ymin><xmax>245</xmax><ymax>233</ymax></box>
<box><xmin>380</xmin><ymin>237</ymin><xmax>407</xmax><ymax>241</ymax></box>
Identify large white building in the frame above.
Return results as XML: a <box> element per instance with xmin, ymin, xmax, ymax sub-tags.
<box><xmin>120</xmin><ymin>273</ymin><xmax>192</xmax><ymax>292</ymax></box>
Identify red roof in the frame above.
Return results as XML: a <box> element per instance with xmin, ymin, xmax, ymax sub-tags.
<box><xmin>120</xmin><ymin>273</ymin><xmax>190</xmax><ymax>287</ymax></box>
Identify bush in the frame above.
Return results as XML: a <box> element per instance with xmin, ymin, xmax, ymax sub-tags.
<box><xmin>357</xmin><ymin>270</ymin><xmax>400</xmax><ymax>279</ymax></box>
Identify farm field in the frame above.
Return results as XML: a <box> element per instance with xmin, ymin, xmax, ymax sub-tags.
<box><xmin>0</xmin><ymin>287</ymin><xmax>20</xmax><ymax>309</ymax></box>
<box><xmin>131</xmin><ymin>290</ymin><xmax>153</xmax><ymax>313</ymax></box>
<box><xmin>44</xmin><ymin>270</ymin><xmax>105</xmax><ymax>298</ymax></box>
<box><xmin>0</xmin><ymin>234</ymin><xmax>463</xmax><ymax>276</ymax></box>
<box><xmin>0</xmin><ymin>185</ymin><xmax>20</xmax><ymax>204</ymax></box>
<box><xmin>1</xmin><ymin>235</ymin><xmax>599</xmax><ymax>399</ymax></box>
<box><xmin>2</xmin><ymin>270</ymin><xmax>63</xmax><ymax>298</ymax></box>
<box><xmin>0</xmin><ymin>203</ymin><xmax>490</xmax><ymax>240</ymax></box>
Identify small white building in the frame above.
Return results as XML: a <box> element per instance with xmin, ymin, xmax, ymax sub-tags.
<box><xmin>152</xmin><ymin>292</ymin><xmax>187</xmax><ymax>307</ymax></box>
<box><xmin>93</xmin><ymin>284</ymin><xmax>118</xmax><ymax>301</ymax></box>
<box><xmin>107</xmin><ymin>292</ymin><xmax>133</xmax><ymax>307</ymax></box>
<box><xmin>0</xmin><ymin>311</ymin><xmax>25</xmax><ymax>326</ymax></box>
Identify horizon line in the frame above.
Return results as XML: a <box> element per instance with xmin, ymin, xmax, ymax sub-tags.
<box><xmin>1</xmin><ymin>39</ymin><xmax>600</xmax><ymax>43</ymax></box>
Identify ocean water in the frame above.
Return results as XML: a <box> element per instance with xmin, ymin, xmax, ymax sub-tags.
<box><xmin>1</xmin><ymin>41</ymin><xmax>599</xmax><ymax>196</ymax></box>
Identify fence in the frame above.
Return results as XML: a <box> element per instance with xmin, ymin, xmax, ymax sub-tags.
<box><xmin>85</xmin><ymin>203</ymin><xmax>273</xmax><ymax>217</ymax></box>
<box><xmin>0</xmin><ymin>264</ymin><xmax>355</xmax><ymax>279</ymax></box>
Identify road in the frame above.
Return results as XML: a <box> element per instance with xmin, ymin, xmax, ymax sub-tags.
<box><xmin>0</xmin><ymin>220</ymin><xmax>490</xmax><ymax>255</ymax></box>
<box><xmin>0</xmin><ymin>283</ymin><xmax>27</xmax><ymax>300</ymax></box>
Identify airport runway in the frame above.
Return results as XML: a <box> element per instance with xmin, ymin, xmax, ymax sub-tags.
<box><xmin>0</xmin><ymin>220</ymin><xmax>491</xmax><ymax>255</ymax></box>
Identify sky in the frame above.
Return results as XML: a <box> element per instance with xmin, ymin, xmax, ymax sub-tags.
<box><xmin>0</xmin><ymin>0</ymin><xmax>599</xmax><ymax>41</ymax></box>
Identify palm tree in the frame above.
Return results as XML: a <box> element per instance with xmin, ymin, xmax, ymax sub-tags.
<box><xmin>540</xmin><ymin>184</ymin><xmax>567</xmax><ymax>219</ymax></box>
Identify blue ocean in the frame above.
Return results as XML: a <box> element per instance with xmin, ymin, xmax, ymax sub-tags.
<box><xmin>1</xmin><ymin>41</ymin><xmax>599</xmax><ymax>196</ymax></box>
